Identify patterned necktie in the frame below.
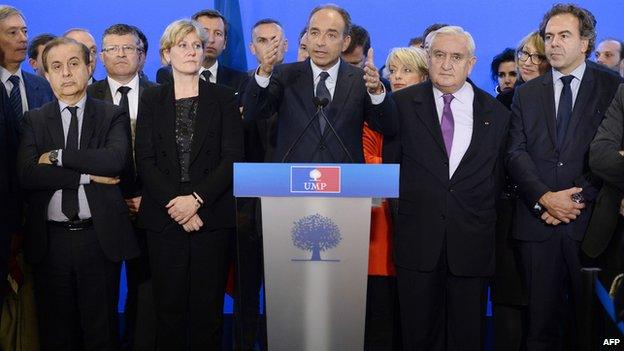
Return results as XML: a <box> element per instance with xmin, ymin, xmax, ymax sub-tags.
<box><xmin>315</xmin><ymin>71</ymin><xmax>331</xmax><ymax>131</ymax></box>
<box><xmin>8</xmin><ymin>75</ymin><xmax>23</xmax><ymax>120</ymax></box>
<box><xmin>556</xmin><ymin>75</ymin><xmax>574</xmax><ymax>149</ymax></box>
<box><xmin>440</xmin><ymin>94</ymin><xmax>455</xmax><ymax>156</ymax></box>
<box><xmin>201</xmin><ymin>70</ymin><xmax>212</xmax><ymax>83</ymax></box>
<box><xmin>62</xmin><ymin>106</ymin><xmax>80</xmax><ymax>220</ymax></box>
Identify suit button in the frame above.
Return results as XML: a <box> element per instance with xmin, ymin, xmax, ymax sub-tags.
<box><xmin>440</xmin><ymin>214</ymin><xmax>446</xmax><ymax>220</ymax></box>
<box><xmin>557</xmin><ymin>161</ymin><xmax>564</xmax><ymax>167</ymax></box>
<box><xmin>449</xmin><ymin>188</ymin><xmax>455</xmax><ymax>193</ymax></box>
<box><xmin>320</xmin><ymin>145</ymin><xmax>326</xmax><ymax>151</ymax></box>
<box><xmin>204</xmin><ymin>169</ymin><xmax>210</xmax><ymax>174</ymax></box>
<box><xmin>161</xmin><ymin>151</ymin><xmax>166</xmax><ymax>156</ymax></box>
<box><xmin>164</xmin><ymin>169</ymin><xmax>170</xmax><ymax>175</ymax></box>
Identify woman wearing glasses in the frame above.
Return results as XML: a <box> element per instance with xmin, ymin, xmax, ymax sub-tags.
<box><xmin>492</xmin><ymin>30</ymin><xmax>550</xmax><ymax>351</ymax></box>
<box><xmin>135</xmin><ymin>19</ymin><xmax>243</xmax><ymax>350</ymax></box>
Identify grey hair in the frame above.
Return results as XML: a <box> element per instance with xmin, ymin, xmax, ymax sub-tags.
<box><xmin>427</xmin><ymin>25</ymin><xmax>476</xmax><ymax>57</ymax></box>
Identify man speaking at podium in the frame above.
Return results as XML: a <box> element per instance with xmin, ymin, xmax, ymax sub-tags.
<box><xmin>242</xmin><ymin>4</ymin><xmax>397</xmax><ymax>163</ymax></box>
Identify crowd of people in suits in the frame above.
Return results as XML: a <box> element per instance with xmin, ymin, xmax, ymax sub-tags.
<box><xmin>1</xmin><ymin>2</ymin><xmax>624</xmax><ymax>351</ymax></box>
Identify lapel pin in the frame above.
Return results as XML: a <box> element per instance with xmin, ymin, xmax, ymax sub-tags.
<box><xmin>484</xmin><ymin>120</ymin><xmax>490</xmax><ymax>126</ymax></box>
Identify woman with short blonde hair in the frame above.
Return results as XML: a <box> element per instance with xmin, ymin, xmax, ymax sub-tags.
<box><xmin>136</xmin><ymin>18</ymin><xmax>243</xmax><ymax>350</ymax></box>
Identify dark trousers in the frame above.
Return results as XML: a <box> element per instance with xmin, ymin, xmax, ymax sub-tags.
<box><xmin>121</xmin><ymin>226</ymin><xmax>155</xmax><ymax>351</ymax></box>
<box><xmin>365</xmin><ymin>275</ymin><xmax>401</xmax><ymax>351</ymax></box>
<box><xmin>34</xmin><ymin>224</ymin><xmax>120</xmax><ymax>351</ymax></box>
<box><xmin>148</xmin><ymin>224</ymin><xmax>232</xmax><ymax>351</ymax></box>
<box><xmin>233</xmin><ymin>198</ymin><xmax>264</xmax><ymax>351</ymax></box>
<box><xmin>396</xmin><ymin>249</ymin><xmax>488</xmax><ymax>351</ymax></box>
<box><xmin>493</xmin><ymin>197</ymin><xmax>527</xmax><ymax>351</ymax></box>
<box><xmin>519</xmin><ymin>231</ymin><xmax>582</xmax><ymax>351</ymax></box>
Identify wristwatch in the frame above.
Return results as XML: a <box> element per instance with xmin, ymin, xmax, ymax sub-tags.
<box><xmin>49</xmin><ymin>149</ymin><xmax>59</xmax><ymax>165</ymax></box>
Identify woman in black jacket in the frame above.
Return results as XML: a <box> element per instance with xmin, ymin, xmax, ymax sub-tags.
<box><xmin>135</xmin><ymin>19</ymin><xmax>243</xmax><ymax>351</ymax></box>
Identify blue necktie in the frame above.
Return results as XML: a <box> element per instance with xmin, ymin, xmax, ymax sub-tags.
<box><xmin>8</xmin><ymin>75</ymin><xmax>23</xmax><ymax>120</ymax></box>
<box><xmin>315</xmin><ymin>71</ymin><xmax>331</xmax><ymax>131</ymax></box>
<box><xmin>556</xmin><ymin>75</ymin><xmax>574</xmax><ymax>149</ymax></box>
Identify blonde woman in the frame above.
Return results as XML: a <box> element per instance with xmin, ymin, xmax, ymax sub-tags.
<box><xmin>135</xmin><ymin>19</ymin><xmax>243</xmax><ymax>350</ymax></box>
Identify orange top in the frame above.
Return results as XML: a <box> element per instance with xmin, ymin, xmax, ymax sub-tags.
<box><xmin>363</xmin><ymin>123</ymin><xmax>395</xmax><ymax>276</ymax></box>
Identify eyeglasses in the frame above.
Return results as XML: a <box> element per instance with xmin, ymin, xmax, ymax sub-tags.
<box><xmin>517</xmin><ymin>51</ymin><xmax>545</xmax><ymax>65</ymax></box>
<box><xmin>102</xmin><ymin>45</ymin><xmax>141</xmax><ymax>55</ymax></box>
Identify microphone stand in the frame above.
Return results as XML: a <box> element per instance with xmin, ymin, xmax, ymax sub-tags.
<box><xmin>280</xmin><ymin>97</ymin><xmax>328</xmax><ymax>163</ymax></box>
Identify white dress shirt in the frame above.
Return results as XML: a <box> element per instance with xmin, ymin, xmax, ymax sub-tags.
<box><xmin>433</xmin><ymin>81</ymin><xmax>475</xmax><ymax>178</ymax></box>
<box><xmin>254</xmin><ymin>59</ymin><xmax>386</xmax><ymax>104</ymax></box>
<box><xmin>200</xmin><ymin>61</ymin><xmax>218</xmax><ymax>83</ymax></box>
<box><xmin>552</xmin><ymin>61</ymin><xmax>586</xmax><ymax>116</ymax></box>
<box><xmin>48</xmin><ymin>95</ymin><xmax>93</xmax><ymax>221</ymax></box>
<box><xmin>107</xmin><ymin>74</ymin><xmax>140</xmax><ymax>136</ymax></box>
<box><xmin>0</xmin><ymin>66</ymin><xmax>29</xmax><ymax>113</ymax></box>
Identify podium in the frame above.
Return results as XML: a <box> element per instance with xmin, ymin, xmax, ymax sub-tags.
<box><xmin>234</xmin><ymin>163</ymin><xmax>399</xmax><ymax>351</ymax></box>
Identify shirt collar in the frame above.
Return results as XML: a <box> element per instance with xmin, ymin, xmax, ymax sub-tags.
<box><xmin>201</xmin><ymin>60</ymin><xmax>219</xmax><ymax>81</ymax></box>
<box><xmin>58</xmin><ymin>94</ymin><xmax>87</xmax><ymax>113</ymax></box>
<box><xmin>310</xmin><ymin>59</ymin><xmax>340</xmax><ymax>81</ymax></box>
<box><xmin>0</xmin><ymin>66</ymin><xmax>23</xmax><ymax>85</ymax></box>
<box><xmin>552</xmin><ymin>60</ymin><xmax>586</xmax><ymax>84</ymax></box>
<box><xmin>432</xmin><ymin>81</ymin><xmax>472</xmax><ymax>104</ymax></box>
<box><xmin>107</xmin><ymin>73</ymin><xmax>140</xmax><ymax>95</ymax></box>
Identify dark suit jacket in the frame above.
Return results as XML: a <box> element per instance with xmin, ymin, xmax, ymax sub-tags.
<box><xmin>17</xmin><ymin>97</ymin><xmax>139</xmax><ymax>264</ymax></box>
<box><xmin>507</xmin><ymin>61</ymin><xmax>624</xmax><ymax>243</ymax></box>
<box><xmin>134</xmin><ymin>80</ymin><xmax>244</xmax><ymax>233</ymax></box>
<box><xmin>392</xmin><ymin>80</ymin><xmax>510</xmax><ymax>276</ymax></box>
<box><xmin>87</xmin><ymin>77</ymin><xmax>157</xmax><ymax>198</ymax></box>
<box><xmin>156</xmin><ymin>64</ymin><xmax>249</xmax><ymax>99</ymax></box>
<box><xmin>583</xmin><ymin>84</ymin><xmax>624</xmax><ymax>257</ymax></box>
<box><xmin>0</xmin><ymin>84</ymin><xmax>10</xmax><ymax>297</ymax></box>
<box><xmin>242</xmin><ymin>59</ymin><xmax>397</xmax><ymax>163</ymax></box>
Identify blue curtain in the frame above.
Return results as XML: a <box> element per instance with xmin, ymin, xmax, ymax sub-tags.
<box><xmin>215</xmin><ymin>0</ymin><xmax>248</xmax><ymax>71</ymax></box>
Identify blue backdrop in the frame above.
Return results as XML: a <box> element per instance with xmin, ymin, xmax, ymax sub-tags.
<box><xmin>9</xmin><ymin>0</ymin><xmax>624</xmax><ymax>93</ymax></box>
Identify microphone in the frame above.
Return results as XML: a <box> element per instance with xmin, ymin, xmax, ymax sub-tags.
<box><xmin>314</xmin><ymin>102</ymin><xmax>354</xmax><ymax>163</ymax></box>
<box><xmin>313</xmin><ymin>97</ymin><xmax>329</xmax><ymax>108</ymax></box>
<box><xmin>281</xmin><ymin>97</ymin><xmax>327</xmax><ymax>162</ymax></box>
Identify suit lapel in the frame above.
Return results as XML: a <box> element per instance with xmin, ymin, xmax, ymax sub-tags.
<box><xmin>539</xmin><ymin>73</ymin><xmax>557</xmax><ymax>149</ymax></box>
<box><xmin>159</xmin><ymin>85</ymin><xmax>178</xmax><ymax>167</ymax></box>
<box><xmin>452</xmin><ymin>87</ymin><xmax>492</xmax><ymax>181</ymax></box>
<box><xmin>80</xmin><ymin>98</ymin><xmax>97</xmax><ymax>149</ymax></box>
<box><xmin>23</xmin><ymin>73</ymin><xmax>39</xmax><ymax>109</ymax></box>
<box><xmin>189</xmin><ymin>81</ymin><xmax>215</xmax><ymax>165</ymax></box>
<box><xmin>216</xmin><ymin>64</ymin><xmax>229</xmax><ymax>86</ymax></box>
<box><xmin>413</xmin><ymin>81</ymin><xmax>446</xmax><ymax>155</ymax></box>
<box><xmin>324</xmin><ymin>61</ymin><xmax>355</xmax><ymax>138</ymax></box>
<box><xmin>561</xmin><ymin>63</ymin><xmax>595</xmax><ymax>152</ymax></box>
<box><xmin>103</xmin><ymin>82</ymin><xmax>113</xmax><ymax>102</ymax></box>
<box><xmin>295</xmin><ymin>61</ymin><xmax>322</xmax><ymax>136</ymax></box>
<box><xmin>46</xmin><ymin>101</ymin><xmax>65</xmax><ymax>149</ymax></box>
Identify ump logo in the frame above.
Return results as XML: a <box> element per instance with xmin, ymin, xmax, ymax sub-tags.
<box><xmin>290</xmin><ymin>166</ymin><xmax>341</xmax><ymax>193</ymax></box>
<box><xmin>291</xmin><ymin>214</ymin><xmax>342</xmax><ymax>262</ymax></box>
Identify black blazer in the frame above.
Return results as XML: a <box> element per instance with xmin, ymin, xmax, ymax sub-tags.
<box><xmin>134</xmin><ymin>80</ymin><xmax>244</xmax><ymax>233</ymax></box>
<box><xmin>156</xmin><ymin>64</ymin><xmax>249</xmax><ymax>98</ymax></box>
<box><xmin>87</xmin><ymin>77</ymin><xmax>157</xmax><ymax>198</ymax></box>
<box><xmin>393</xmin><ymin>80</ymin><xmax>510</xmax><ymax>277</ymax></box>
<box><xmin>584</xmin><ymin>84</ymin><xmax>624</xmax><ymax>257</ymax></box>
<box><xmin>242</xmin><ymin>59</ymin><xmax>398</xmax><ymax>163</ymax></box>
<box><xmin>507</xmin><ymin>61</ymin><xmax>624</xmax><ymax>242</ymax></box>
<box><xmin>17</xmin><ymin>97</ymin><xmax>139</xmax><ymax>264</ymax></box>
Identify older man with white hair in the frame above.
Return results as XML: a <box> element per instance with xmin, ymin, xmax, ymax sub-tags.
<box><xmin>392</xmin><ymin>25</ymin><xmax>510</xmax><ymax>351</ymax></box>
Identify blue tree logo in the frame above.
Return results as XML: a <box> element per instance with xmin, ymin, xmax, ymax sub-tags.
<box><xmin>291</xmin><ymin>214</ymin><xmax>342</xmax><ymax>261</ymax></box>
